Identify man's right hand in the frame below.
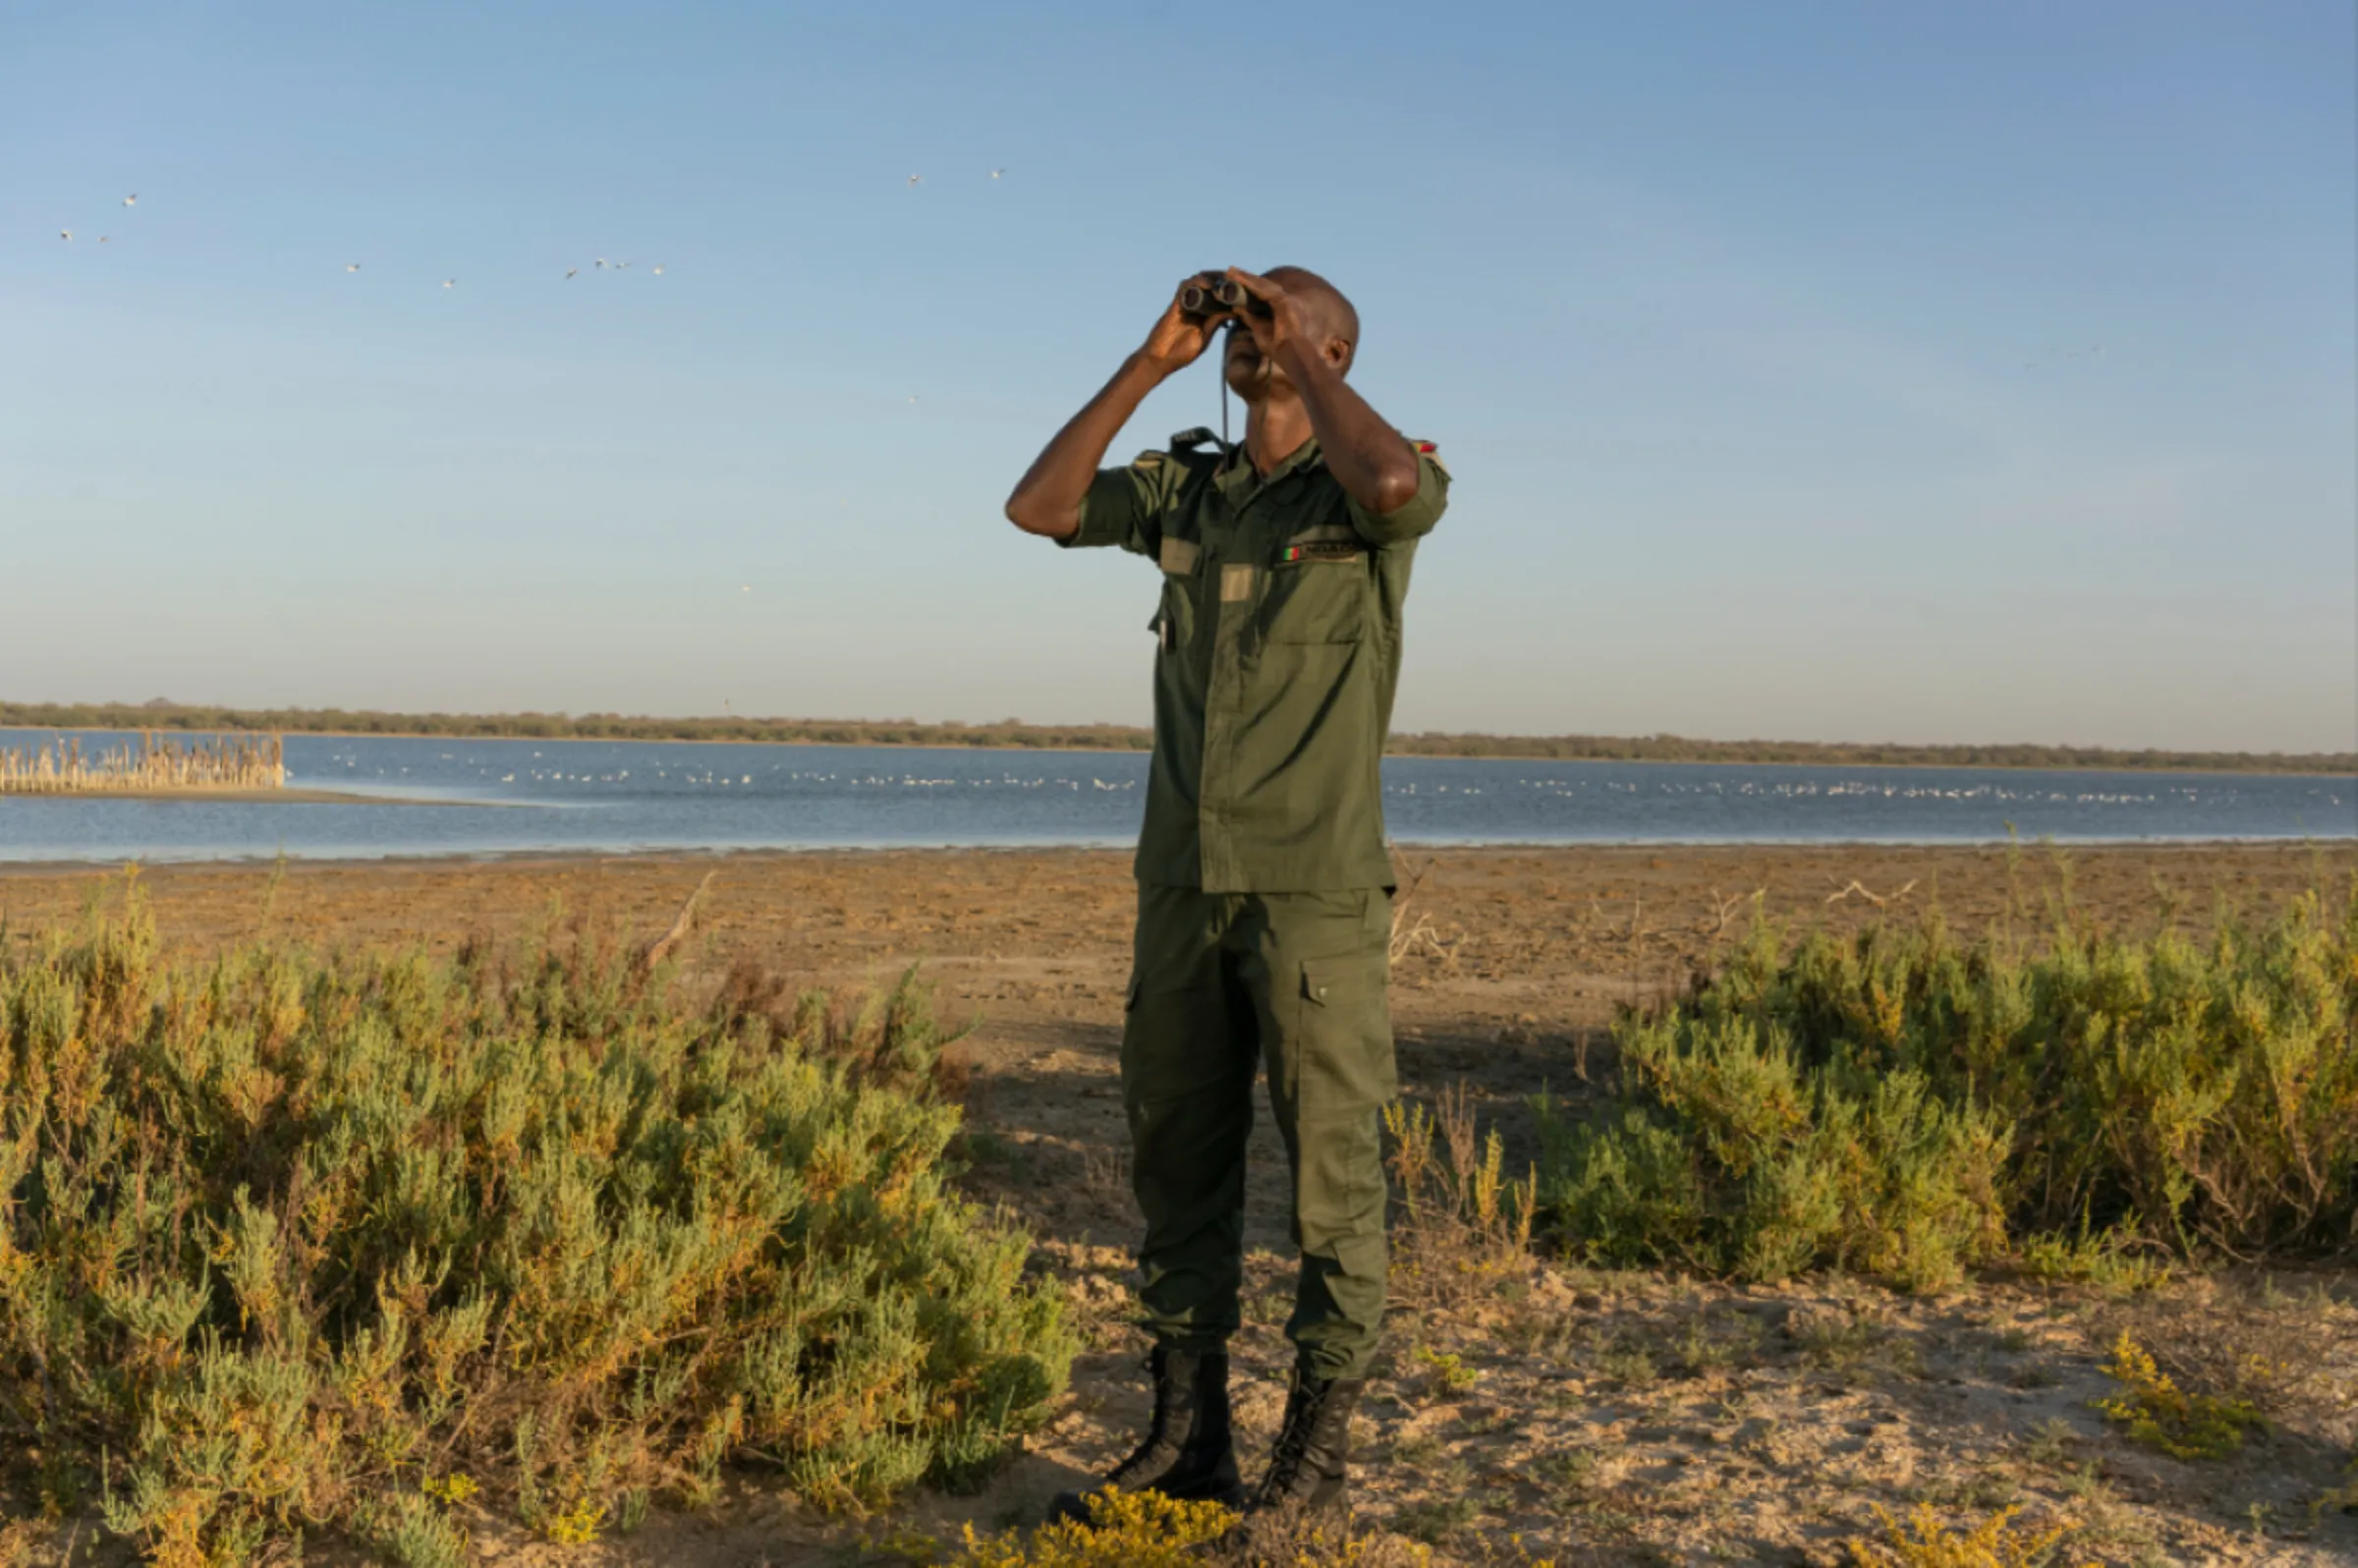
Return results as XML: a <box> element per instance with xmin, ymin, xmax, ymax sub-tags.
<box><xmin>1138</xmin><ymin>273</ymin><xmax>1231</xmax><ymax>377</ymax></box>
<box><xmin>1006</xmin><ymin>273</ymin><xmax>1227</xmax><ymax>539</ymax></box>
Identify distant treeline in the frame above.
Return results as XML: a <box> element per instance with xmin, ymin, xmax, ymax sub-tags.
<box><xmin>3</xmin><ymin>701</ymin><xmax>2351</xmax><ymax>775</ymax></box>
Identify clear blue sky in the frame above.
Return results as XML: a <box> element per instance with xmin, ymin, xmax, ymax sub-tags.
<box><xmin>6</xmin><ymin>1</ymin><xmax>2352</xmax><ymax>751</ymax></box>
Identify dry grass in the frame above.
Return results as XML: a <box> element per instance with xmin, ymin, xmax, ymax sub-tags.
<box><xmin>1382</xmin><ymin>1084</ymin><xmax>1536</xmax><ymax>1313</ymax></box>
<box><xmin>0</xmin><ymin>732</ymin><xmax>284</xmax><ymax>794</ymax></box>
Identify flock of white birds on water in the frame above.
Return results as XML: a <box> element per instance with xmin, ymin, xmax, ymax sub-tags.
<box><xmin>53</xmin><ymin>169</ymin><xmax>1010</xmax><ymax>290</ymax></box>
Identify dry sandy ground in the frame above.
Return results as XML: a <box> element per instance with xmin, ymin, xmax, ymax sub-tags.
<box><xmin>4</xmin><ymin>842</ymin><xmax>2355</xmax><ymax>1565</ymax></box>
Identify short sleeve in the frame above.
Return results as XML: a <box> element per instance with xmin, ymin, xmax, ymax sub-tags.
<box><xmin>1063</xmin><ymin>453</ymin><xmax>1178</xmax><ymax>554</ymax></box>
<box><xmin>1347</xmin><ymin>447</ymin><xmax>1449</xmax><ymax>545</ymax></box>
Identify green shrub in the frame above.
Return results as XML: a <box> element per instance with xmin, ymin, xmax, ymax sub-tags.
<box><xmin>0</xmin><ymin>880</ymin><xmax>1074</xmax><ymax>1566</ymax></box>
<box><xmin>1541</xmin><ymin>885</ymin><xmax>2357</xmax><ymax>1287</ymax></box>
<box><xmin>2095</xmin><ymin>1331</ymin><xmax>2265</xmax><ymax>1460</ymax></box>
<box><xmin>1844</xmin><ymin>1502</ymin><xmax>2070</xmax><ymax>1567</ymax></box>
<box><xmin>1540</xmin><ymin>1016</ymin><xmax>2011</xmax><ymax>1290</ymax></box>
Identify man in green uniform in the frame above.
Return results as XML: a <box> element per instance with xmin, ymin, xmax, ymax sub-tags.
<box><xmin>1005</xmin><ymin>266</ymin><xmax>1448</xmax><ymax>1528</ymax></box>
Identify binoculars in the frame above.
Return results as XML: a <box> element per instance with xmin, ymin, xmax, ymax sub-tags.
<box><xmin>1179</xmin><ymin>276</ymin><xmax>1270</xmax><ymax>319</ymax></box>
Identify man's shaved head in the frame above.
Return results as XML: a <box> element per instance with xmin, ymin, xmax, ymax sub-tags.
<box><xmin>1265</xmin><ymin>265</ymin><xmax>1359</xmax><ymax>367</ymax></box>
<box><xmin>1219</xmin><ymin>264</ymin><xmax>1365</xmax><ymax>403</ymax></box>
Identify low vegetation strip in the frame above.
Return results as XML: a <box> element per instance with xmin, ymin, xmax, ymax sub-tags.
<box><xmin>0</xmin><ymin>732</ymin><xmax>284</xmax><ymax>795</ymax></box>
<box><xmin>6</xmin><ymin>701</ymin><xmax>2351</xmax><ymax>774</ymax></box>
<box><xmin>0</xmin><ymin>885</ymin><xmax>1074</xmax><ymax>1567</ymax></box>
<box><xmin>1539</xmin><ymin>884</ymin><xmax>2358</xmax><ymax>1290</ymax></box>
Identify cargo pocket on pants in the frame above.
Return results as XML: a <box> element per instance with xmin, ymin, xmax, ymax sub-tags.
<box><xmin>1289</xmin><ymin>950</ymin><xmax>1394</xmax><ymax>1264</ymax></box>
<box><xmin>1296</xmin><ymin>950</ymin><xmax>1396</xmax><ymax>1115</ymax></box>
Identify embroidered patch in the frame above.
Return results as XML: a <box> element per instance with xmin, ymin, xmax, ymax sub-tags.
<box><xmin>1280</xmin><ymin>541</ymin><xmax>1365</xmax><ymax>565</ymax></box>
<box><xmin>1159</xmin><ymin>536</ymin><xmax>1200</xmax><ymax>575</ymax></box>
<box><xmin>1219</xmin><ymin>563</ymin><xmax>1255</xmax><ymax>602</ymax></box>
<box><xmin>1411</xmin><ymin>437</ymin><xmax>1448</xmax><ymax>477</ymax></box>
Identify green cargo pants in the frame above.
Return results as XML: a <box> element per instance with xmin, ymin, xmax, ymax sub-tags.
<box><xmin>1121</xmin><ymin>882</ymin><xmax>1396</xmax><ymax>1380</ymax></box>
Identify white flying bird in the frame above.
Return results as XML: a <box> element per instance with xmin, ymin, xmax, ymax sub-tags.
<box><xmin>594</xmin><ymin>257</ymin><xmax>607</xmax><ymax>269</ymax></box>
<box><xmin>907</xmin><ymin>174</ymin><xmax>922</xmax><ymax>187</ymax></box>
<box><xmin>442</xmin><ymin>278</ymin><xmax>455</xmax><ymax>289</ymax></box>
<box><xmin>347</xmin><ymin>262</ymin><xmax>361</xmax><ymax>272</ymax></box>
<box><xmin>123</xmin><ymin>194</ymin><xmax>137</xmax><ymax>206</ymax></box>
<box><xmin>989</xmin><ymin>168</ymin><xmax>1005</xmax><ymax>179</ymax></box>
<box><xmin>651</xmin><ymin>263</ymin><xmax>663</xmax><ymax>275</ymax></box>
<box><xmin>59</xmin><ymin>230</ymin><xmax>71</xmax><ymax>241</ymax></box>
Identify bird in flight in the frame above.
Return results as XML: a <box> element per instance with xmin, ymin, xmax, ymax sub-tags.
<box><xmin>989</xmin><ymin>168</ymin><xmax>1005</xmax><ymax>179</ymax></box>
<box><xmin>59</xmin><ymin>230</ymin><xmax>71</xmax><ymax>241</ymax></box>
<box><xmin>442</xmin><ymin>278</ymin><xmax>455</xmax><ymax>289</ymax></box>
<box><xmin>98</xmin><ymin>236</ymin><xmax>109</xmax><ymax>244</ymax></box>
<box><xmin>123</xmin><ymin>194</ymin><xmax>137</xmax><ymax>206</ymax></box>
<box><xmin>566</xmin><ymin>267</ymin><xmax>579</xmax><ymax>278</ymax></box>
<box><xmin>594</xmin><ymin>257</ymin><xmax>607</xmax><ymax>269</ymax></box>
<box><xmin>347</xmin><ymin>262</ymin><xmax>361</xmax><ymax>272</ymax></box>
<box><xmin>907</xmin><ymin>174</ymin><xmax>922</xmax><ymax>187</ymax></box>
<box><xmin>651</xmin><ymin>263</ymin><xmax>663</xmax><ymax>275</ymax></box>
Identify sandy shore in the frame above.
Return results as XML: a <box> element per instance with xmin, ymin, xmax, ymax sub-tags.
<box><xmin>5</xmin><ymin>841</ymin><xmax>2354</xmax><ymax>1564</ymax></box>
<box><xmin>4</xmin><ymin>840</ymin><xmax>2345</xmax><ymax>1036</ymax></box>
<box><xmin>0</xmin><ymin>785</ymin><xmax>468</xmax><ymax>804</ymax></box>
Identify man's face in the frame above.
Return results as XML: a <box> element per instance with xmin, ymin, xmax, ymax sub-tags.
<box><xmin>1221</xmin><ymin>320</ymin><xmax>1281</xmax><ymax>400</ymax></box>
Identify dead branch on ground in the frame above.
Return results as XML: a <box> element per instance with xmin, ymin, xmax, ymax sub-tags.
<box><xmin>643</xmin><ymin>869</ymin><xmax>717</xmax><ymax>967</ymax></box>
<box><xmin>1706</xmin><ymin>887</ymin><xmax>1765</xmax><ymax>937</ymax></box>
<box><xmin>1386</xmin><ymin>844</ymin><xmax>1463</xmax><ymax>964</ymax></box>
<box><xmin>1825</xmin><ymin>877</ymin><xmax>1918</xmax><ymax>908</ymax></box>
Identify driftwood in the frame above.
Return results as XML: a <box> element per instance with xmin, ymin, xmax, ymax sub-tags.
<box><xmin>643</xmin><ymin>870</ymin><xmax>717</xmax><ymax>967</ymax></box>
<box><xmin>1707</xmin><ymin>887</ymin><xmax>1764</xmax><ymax>937</ymax></box>
<box><xmin>1386</xmin><ymin>846</ymin><xmax>1460</xmax><ymax>964</ymax></box>
<box><xmin>1825</xmin><ymin>877</ymin><xmax>1918</xmax><ymax>908</ymax></box>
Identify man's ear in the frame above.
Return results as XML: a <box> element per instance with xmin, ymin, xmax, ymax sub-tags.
<box><xmin>1325</xmin><ymin>336</ymin><xmax>1355</xmax><ymax>374</ymax></box>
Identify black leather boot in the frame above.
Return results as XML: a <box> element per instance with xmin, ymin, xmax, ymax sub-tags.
<box><xmin>1046</xmin><ymin>1346</ymin><xmax>1244</xmax><ymax>1526</ymax></box>
<box><xmin>1243</xmin><ymin>1367</ymin><xmax>1365</xmax><ymax>1518</ymax></box>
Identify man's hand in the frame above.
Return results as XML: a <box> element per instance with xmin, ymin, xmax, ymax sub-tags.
<box><xmin>1008</xmin><ymin>275</ymin><xmax>1227</xmax><ymax>539</ymax></box>
<box><xmin>1224</xmin><ymin>264</ymin><xmax>1422</xmax><ymax>517</ymax></box>
<box><xmin>1138</xmin><ymin>272</ymin><xmax>1232</xmax><ymax>377</ymax></box>
<box><xmin>1223</xmin><ymin>266</ymin><xmax>1313</xmax><ymax>372</ymax></box>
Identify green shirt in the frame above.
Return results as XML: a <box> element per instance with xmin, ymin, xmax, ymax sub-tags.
<box><xmin>1063</xmin><ymin>429</ymin><xmax>1449</xmax><ymax>892</ymax></box>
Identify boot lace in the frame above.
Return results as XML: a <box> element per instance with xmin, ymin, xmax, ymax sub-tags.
<box><xmin>1254</xmin><ymin>1382</ymin><xmax>1320</xmax><ymax>1501</ymax></box>
<box><xmin>1108</xmin><ymin>1353</ymin><xmax>1177</xmax><ymax>1483</ymax></box>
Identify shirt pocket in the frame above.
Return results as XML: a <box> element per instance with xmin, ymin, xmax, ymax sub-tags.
<box><xmin>1263</xmin><ymin>541</ymin><xmax>1369</xmax><ymax>645</ymax></box>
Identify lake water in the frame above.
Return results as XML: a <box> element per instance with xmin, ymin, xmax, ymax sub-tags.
<box><xmin>0</xmin><ymin>732</ymin><xmax>2348</xmax><ymax>864</ymax></box>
